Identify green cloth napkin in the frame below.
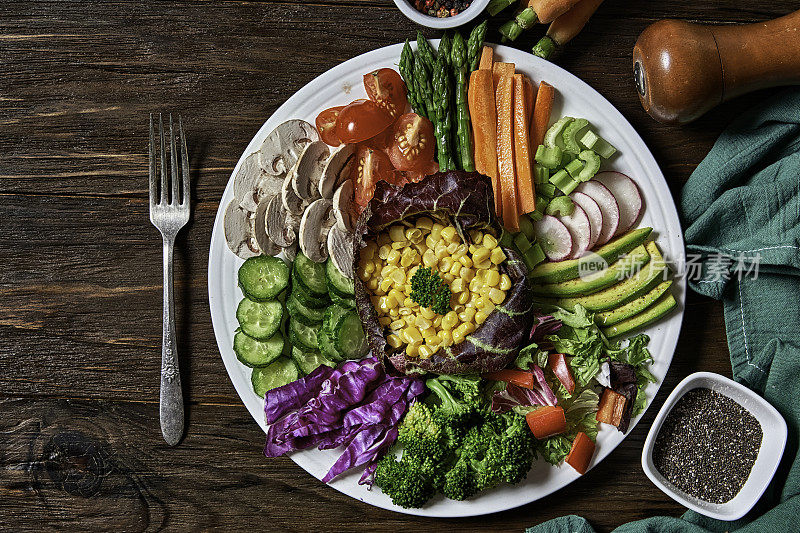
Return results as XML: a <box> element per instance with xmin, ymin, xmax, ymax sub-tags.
<box><xmin>528</xmin><ymin>88</ymin><xmax>800</xmax><ymax>533</ymax></box>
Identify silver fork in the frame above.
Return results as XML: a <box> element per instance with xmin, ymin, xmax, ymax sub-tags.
<box><xmin>149</xmin><ymin>113</ymin><xmax>190</xmax><ymax>446</ymax></box>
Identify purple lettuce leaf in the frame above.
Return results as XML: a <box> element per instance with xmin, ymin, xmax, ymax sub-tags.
<box><xmin>353</xmin><ymin>171</ymin><xmax>534</xmax><ymax>376</ymax></box>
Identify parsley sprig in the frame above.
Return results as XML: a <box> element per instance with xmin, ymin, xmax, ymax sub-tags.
<box><xmin>410</xmin><ymin>266</ymin><xmax>452</xmax><ymax>315</ymax></box>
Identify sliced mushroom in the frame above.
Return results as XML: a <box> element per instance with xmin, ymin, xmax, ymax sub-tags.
<box><xmin>319</xmin><ymin>144</ymin><xmax>356</xmax><ymax>199</ymax></box>
<box><xmin>232</xmin><ymin>153</ymin><xmax>264</xmax><ymax>212</ymax></box>
<box><xmin>258</xmin><ymin>120</ymin><xmax>319</xmax><ymax>177</ymax></box>
<box><xmin>282</xmin><ymin>240</ymin><xmax>298</xmax><ymax>262</ymax></box>
<box><xmin>291</xmin><ymin>140</ymin><xmax>329</xmax><ymax>201</ymax></box>
<box><xmin>281</xmin><ymin>169</ymin><xmax>306</xmax><ymax>215</ymax></box>
<box><xmin>327</xmin><ymin>226</ymin><xmax>354</xmax><ymax>279</ymax></box>
<box><xmin>298</xmin><ymin>198</ymin><xmax>333</xmax><ymax>263</ymax></box>
<box><xmin>253</xmin><ymin>197</ymin><xmax>281</xmax><ymax>256</ymax></box>
<box><xmin>223</xmin><ymin>200</ymin><xmax>259</xmax><ymax>259</ymax></box>
<box><xmin>265</xmin><ymin>194</ymin><xmax>296</xmax><ymax>248</ymax></box>
<box><xmin>332</xmin><ymin>179</ymin><xmax>354</xmax><ymax>232</ymax></box>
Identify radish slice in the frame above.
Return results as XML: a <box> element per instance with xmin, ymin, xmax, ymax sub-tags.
<box><xmin>533</xmin><ymin>215</ymin><xmax>573</xmax><ymax>262</ymax></box>
<box><xmin>569</xmin><ymin>191</ymin><xmax>603</xmax><ymax>250</ymax></box>
<box><xmin>575</xmin><ymin>181</ymin><xmax>619</xmax><ymax>245</ymax></box>
<box><xmin>594</xmin><ymin>171</ymin><xmax>643</xmax><ymax>235</ymax></box>
<box><xmin>558</xmin><ymin>205</ymin><xmax>591</xmax><ymax>259</ymax></box>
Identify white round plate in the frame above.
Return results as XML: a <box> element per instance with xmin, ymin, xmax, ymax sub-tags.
<box><xmin>208</xmin><ymin>42</ymin><xmax>685</xmax><ymax>517</ymax></box>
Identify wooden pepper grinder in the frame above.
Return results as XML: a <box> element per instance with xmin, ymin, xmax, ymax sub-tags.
<box><xmin>633</xmin><ymin>9</ymin><xmax>800</xmax><ymax>125</ymax></box>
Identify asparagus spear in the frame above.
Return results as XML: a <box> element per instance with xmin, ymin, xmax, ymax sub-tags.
<box><xmin>451</xmin><ymin>32</ymin><xmax>475</xmax><ymax>172</ymax></box>
<box><xmin>414</xmin><ymin>54</ymin><xmax>436</xmax><ymax>126</ymax></box>
<box><xmin>498</xmin><ymin>7</ymin><xmax>538</xmax><ymax>42</ymax></box>
<box><xmin>399</xmin><ymin>40</ymin><xmax>425</xmax><ymax>118</ymax></box>
<box><xmin>437</xmin><ymin>32</ymin><xmax>452</xmax><ymax>64</ymax></box>
<box><xmin>487</xmin><ymin>0</ymin><xmax>517</xmax><ymax>16</ymax></box>
<box><xmin>432</xmin><ymin>54</ymin><xmax>455</xmax><ymax>170</ymax></box>
<box><xmin>437</xmin><ymin>33</ymin><xmax>461</xmax><ymax>169</ymax></box>
<box><xmin>466</xmin><ymin>20</ymin><xmax>488</xmax><ymax>72</ymax></box>
<box><xmin>416</xmin><ymin>30</ymin><xmax>437</xmax><ymax>72</ymax></box>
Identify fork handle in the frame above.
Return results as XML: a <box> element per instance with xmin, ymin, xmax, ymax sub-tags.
<box><xmin>160</xmin><ymin>235</ymin><xmax>184</xmax><ymax>445</ymax></box>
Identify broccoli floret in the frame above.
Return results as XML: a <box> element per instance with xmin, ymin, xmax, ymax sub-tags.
<box><xmin>397</xmin><ymin>401</ymin><xmax>450</xmax><ymax>462</ymax></box>
<box><xmin>410</xmin><ymin>266</ymin><xmax>451</xmax><ymax>315</ymax></box>
<box><xmin>465</xmin><ymin>412</ymin><xmax>536</xmax><ymax>490</ymax></box>
<box><xmin>374</xmin><ymin>454</ymin><xmax>436</xmax><ymax>509</ymax></box>
<box><xmin>442</xmin><ymin>458</ymin><xmax>478</xmax><ymax>501</ymax></box>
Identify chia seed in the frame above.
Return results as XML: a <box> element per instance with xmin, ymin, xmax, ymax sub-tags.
<box><xmin>653</xmin><ymin>388</ymin><xmax>763</xmax><ymax>504</ymax></box>
<box><xmin>413</xmin><ymin>0</ymin><xmax>472</xmax><ymax>18</ymax></box>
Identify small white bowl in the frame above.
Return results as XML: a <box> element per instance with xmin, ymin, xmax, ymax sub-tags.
<box><xmin>393</xmin><ymin>0</ymin><xmax>490</xmax><ymax>29</ymax></box>
<box><xmin>641</xmin><ymin>372</ymin><xmax>787</xmax><ymax>521</ymax></box>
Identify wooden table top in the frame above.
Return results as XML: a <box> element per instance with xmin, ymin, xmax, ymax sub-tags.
<box><xmin>1</xmin><ymin>1</ymin><xmax>794</xmax><ymax>530</ymax></box>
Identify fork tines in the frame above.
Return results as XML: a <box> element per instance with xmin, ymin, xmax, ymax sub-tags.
<box><xmin>149</xmin><ymin>113</ymin><xmax>190</xmax><ymax>209</ymax></box>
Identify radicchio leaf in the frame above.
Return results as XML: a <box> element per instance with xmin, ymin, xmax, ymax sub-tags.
<box><xmin>529</xmin><ymin>312</ymin><xmax>562</xmax><ymax>349</ymax></box>
<box><xmin>353</xmin><ymin>171</ymin><xmax>533</xmax><ymax>376</ymax></box>
<box><xmin>491</xmin><ymin>365</ymin><xmax>557</xmax><ymax>412</ymax></box>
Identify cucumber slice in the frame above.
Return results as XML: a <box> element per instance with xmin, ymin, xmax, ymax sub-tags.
<box><xmin>291</xmin><ymin>346</ymin><xmax>336</xmax><ymax>375</ymax></box>
<box><xmin>238</xmin><ymin>255</ymin><xmax>290</xmax><ymax>301</ymax></box>
<box><xmin>334</xmin><ymin>310</ymin><xmax>369</xmax><ymax>360</ymax></box>
<box><xmin>286</xmin><ymin>294</ymin><xmax>325</xmax><ymax>325</ymax></box>
<box><xmin>236</xmin><ymin>298</ymin><xmax>283</xmax><ymax>340</ymax></box>
<box><xmin>251</xmin><ymin>356</ymin><xmax>299</xmax><ymax>397</ymax></box>
<box><xmin>331</xmin><ymin>292</ymin><xmax>356</xmax><ymax>309</ymax></box>
<box><xmin>293</xmin><ymin>252</ymin><xmax>328</xmax><ymax>296</ymax></box>
<box><xmin>291</xmin><ymin>279</ymin><xmax>331</xmax><ymax>308</ymax></box>
<box><xmin>233</xmin><ymin>329</ymin><xmax>284</xmax><ymax>368</ymax></box>
<box><xmin>289</xmin><ymin>318</ymin><xmax>319</xmax><ymax>352</ymax></box>
<box><xmin>326</xmin><ymin>258</ymin><xmax>355</xmax><ymax>297</ymax></box>
<box><xmin>323</xmin><ymin>305</ymin><xmax>351</xmax><ymax>336</ymax></box>
<box><xmin>318</xmin><ymin>327</ymin><xmax>344</xmax><ymax>362</ymax></box>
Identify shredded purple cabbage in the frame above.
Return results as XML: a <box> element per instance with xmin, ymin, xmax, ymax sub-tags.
<box><xmin>262</xmin><ymin>356</ymin><xmax>425</xmax><ymax>484</ymax></box>
<box><xmin>490</xmin><ymin>364</ymin><xmax>557</xmax><ymax>412</ymax></box>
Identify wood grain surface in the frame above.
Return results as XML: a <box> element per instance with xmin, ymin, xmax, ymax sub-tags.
<box><xmin>1</xmin><ymin>1</ymin><xmax>794</xmax><ymax>531</ymax></box>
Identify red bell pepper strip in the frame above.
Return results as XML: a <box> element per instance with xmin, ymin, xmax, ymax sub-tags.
<box><xmin>525</xmin><ymin>405</ymin><xmax>567</xmax><ymax>439</ymax></box>
<box><xmin>565</xmin><ymin>431</ymin><xmax>595</xmax><ymax>474</ymax></box>
<box><xmin>483</xmin><ymin>369</ymin><xmax>535</xmax><ymax>390</ymax></box>
<box><xmin>547</xmin><ymin>353</ymin><xmax>575</xmax><ymax>394</ymax></box>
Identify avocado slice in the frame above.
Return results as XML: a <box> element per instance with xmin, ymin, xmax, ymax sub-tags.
<box><xmin>602</xmin><ymin>291</ymin><xmax>677</xmax><ymax>338</ymax></box>
<box><xmin>596</xmin><ymin>280</ymin><xmax>673</xmax><ymax>326</ymax></box>
<box><xmin>531</xmin><ymin>244</ymin><xmax>650</xmax><ymax>297</ymax></box>
<box><xmin>546</xmin><ymin>241</ymin><xmax>669</xmax><ymax>311</ymax></box>
<box><xmin>527</xmin><ymin>227</ymin><xmax>652</xmax><ymax>284</ymax></box>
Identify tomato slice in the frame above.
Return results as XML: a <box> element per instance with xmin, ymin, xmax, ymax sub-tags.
<box><xmin>363</xmin><ymin>68</ymin><xmax>408</xmax><ymax>120</ymax></box>
<box><xmin>387</xmin><ymin>113</ymin><xmax>436</xmax><ymax>171</ymax></box>
<box><xmin>352</xmin><ymin>145</ymin><xmax>397</xmax><ymax>208</ymax></box>
<box><xmin>402</xmin><ymin>160</ymin><xmax>439</xmax><ymax>183</ymax></box>
<box><xmin>315</xmin><ymin>106</ymin><xmax>345</xmax><ymax>146</ymax></box>
<box><xmin>335</xmin><ymin>99</ymin><xmax>394</xmax><ymax>145</ymax></box>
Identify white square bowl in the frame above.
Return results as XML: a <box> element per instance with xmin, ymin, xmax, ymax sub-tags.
<box><xmin>641</xmin><ymin>372</ymin><xmax>787</xmax><ymax>521</ymax></box>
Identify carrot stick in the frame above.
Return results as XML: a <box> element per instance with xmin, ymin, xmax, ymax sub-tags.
<box><xmin>523</xmin><ymin>76</ymin><xmax>537</xmax><ymax>129</ymax></box>
<box><xmin>526</xmin><ymin>406</ymin><xmax>567</xmax><ymax>439</ymax></box>
<box><xmin>530</xmin><ymin>80</ymin><xmax>554</xmax><ymax>149</ymax></box>
<box><xmin>565</xmin><ymin>432</ymin><xmax>595</xmax><ymax>475</ymax></box>
<box><xmin>596</xmin><ymin>388</ymin><xmax>627</xmax><ymax>426</ymax></box>
<box><xmin>468</xmin><ymin>70</ymin><xmax>500</xmax><ymax>219</ymax></box>
<box><xmin>546</xmin><ymin>0</ymin><xmax>604</xmax><ymax>45</ymax></box>
<box><xmin>496</xmin><ymin>74</ymin><xmax>519</xmax><ymax>232</ymax></box>
<box><xmin>528</xmin><ymin>0</ymin><xmax>582</xmax><ymax>24</ymax></box>
<box><xmin>492</xmin><ymin>62</ymin><xmax>515</xmax><ymax>92</ymax></box>
<box><xmin>478</xmin><ymin>46</ymin><xmax>494</xmax><ymax>70</ymax></box>
<box><xmin>513</xmin><ymin>74</ymin><xmax>536</xmax><ymax>214</ymax></box>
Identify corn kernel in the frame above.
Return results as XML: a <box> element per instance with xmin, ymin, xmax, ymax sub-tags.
<box><xmin>389</xmin><ymin>225</ymin><xmax>405</xmax><ymax>242</ymax></box>
<box><xmin>460</xmin><ymin>267</ymin><xmax>475</xmax><ymax>282</ymax></box>
<box><xmin>439</xmin><ymin>257</ymin><xmax>453</xmax><ymax>273</ymax></box>
<box><xmin>389</xmin><ymin>288</ymin><xmax>404</xmax><ymax>304</ymax></box>
<box><xmin>435</xmin><ymin>242</ymin><xmax>448</xmax><ymax>259</ymax></box>
<box><xmin>453</xmin><ymin>243</ymin><xmax>468</xmax><ymax>258</ymax></box>
<box><xmin>367</xmin><ymin>278</ymin><xmax>379</xmax><ymax>291</ymax></box>
<box><xmin>390</xmin><ymin>319</ymin><xmax>405</xmax><ymax>331</ymax></box>
<box><xmin>454</xmin><ymin>304</ymin><xmax>466</xmax><ymax>313</ymax></box>
<box><xmin>419</xmin><ymin>344</ymin><xmax>435</xmax><ymax>359</ymax></box>
<box><xmin>406</xmin><ymin>342</ymin><xmax>421</xmax><ymax>358</ymax></box>
<box><xmin>380</xmin><ymin>264</ymin><xmax>395</xmax><ymax>278</ymax></box>
<box><xmin>404</xmin><ymin>315</ymin><xmax>416</xmax><ymax>327</ymax></box>
<box><xmin>390</xmin><ymin>269</ymin><xmax>406</xmax><ymax>285</ymax></box>
<box><xmin>416</xmin><ymin>216</ymin><xmax>433</xmax><ymax>231</ymax></box>
<box><xmin>457</xmin><ymin>290</ymin><xmax>470</xmax><ymax>305</ymax></box>
<box><xmin>499</xmin><ymin>274</ymin><xmax>512</xmax><ymax>290</ymax></box>
<box><xmin>485</xmin><ymin>269</ymin><xmax>500</xmax><ymax>286</ymax></box>
<box><xmin>405</xmin><ymin>228</ymin><xmax>423</xmax><ymax>244</ymax></box>
<box><xmin>488</xmin><ymin>288</ymin><xmax>506</xmax><ymax>304</ymax></box>
<box><xmin>442</xmin><ymin>311</ymin><xmax>458</xmax><ymax>330</ymax></box>
<box><xmin>472</xmin><ymin>247</ymin><xmax>490</xmax><ymax>264</ymax></box>
<box><xmin>469</xmin><ymin>244</ymin><xmax>478</xmax><ymax>254</ymax></box>
<box><xmin>490</xmin><ymin>247</ymin><xmax>507</xmax><ymax>265</ymax></box>
<box><xmin>459</xmin><ymin>308</ymin><xmax>476</xmax><ymax>323</ymax></box>
<box><xmin>377</xmin><ymin>296</ymin><xmax>390</xmax><ymax>312</ymax></box>
<box><xmin>420</xmin><ymin>307</ymin><xmax>436</xmax><ymax>320</ymax></box>
<box><xmin>391</xmin><ymin>241</ymin><xmax>406</xmax><ymax>250</ymax></box>
<box><xmin>416</xmin><ymin>315</ymin><xmax>432</xmax><ymax>330</ymax></box>
<box><xmin>479</xmin><ymin>285</ymin><xmax>492</xmax><ymax>297</ymax></box>
<box><xmin>452</xmin><ymin>324</ymin><xmax>469</xmax><ymax>344</ymax></box>
<box><xmin>428</xmin><ymin>334</ymin><xmax>443</xmax><ymax>346</ymax></box>
<box><xmin>379</xmin><ymin>277</ymin><xmax>393</xmax><ymax>293</ymax></box>
<box><xmin>430</xmin><ymin>223</ymin><xmax>444</xmax><ymax>242</ymax></box>
<box><xmin>377</xmin><ymin>316</ymin><xmax>391</xmax><ymax>327</ymax></box>
<box><xmin>475</xmin><ymin>309</ymin><xmax>490</xmax><ymax>325</ymax></box>
<box><xmin>391</xmin><ymin>308</ymin><xmax>401</xmax><ymax>318</ymax></box>
<box><xmin>387</xmin><ymin>334</ymin><xmax>403</xmax><ymax>348</ymax></box>
<box><xmin>441</xmin><ymin>225</ymin><xmax>457</xmax><ymax>243</ymax></box>
<box><xmin>403</xmin><ymin>297</ymin><xmax>415</xmax><ymax>308</ymax></box>
<box><xmin>468</xmin><ymin>277</ymin><xmax>482</xmax><ymax>293</ymax></box>
<box><xmin>378</xmin><ymin>245</ymin><xmax>391</xmax><ymax>260</ymax></box>
<box><xmin>462</xmin><ymin>322</ymin><xmax>476</xmax><ymax>335</ymax></box>
<box><xmin>422</xmin><ymin>326</ymin><xmax>437</xmax><ymax>339</ymax></box>
<box><xmin>442</xmin><ymin>273</ymin><xmax>455</xmax><ymax>283</ymax></box>
<box><xmin>449</xmin><ymin>262</ymin><xmax>462</xmax><ymax>277</ymax></box>
<box><xmin>451</xmin><ymin>278</ymin><xmax>465</xmax><ymax>293</ymax></box>
<box><xmin>478</xmin><ymin>296</ymin><xmax>493</xmax><ymax>309</ymax></box>
<box><xmin>403</xmin><ymin>327</ymin><xmax>423</xmax><ymax>344</ymax></box>
<box><xmin>446</xmin><ymin>241</ymin><xmax>459</xmax><ymax>254</ymax></box>
<box><xmin>474</xmin><ymin>259</ymin><xmax>492</xmax><ymax>270</ymax></box>
<box><xmin>469</xmin><ymin>230</ymin><xmax>483</xmax><ymax>243</ymax></box>
<box><xmin>386</xmin><ymin>249</ymin><xmax>401</xmax><ymax>265</ymax></box>
<box><xmin>422</xmin><ymin>249</ymin><xmax>437</xmax><ymax>268</ymax></box>
<box><xmin>432</xmin><ymin>315</ymin><xmax>442</xmax><ymax>328</ymax></box>
<box><xmin>440</xmin><ymin>330</ymin><xmax>453</xmax><ymax>346</ymax></box>
<box><xmin>424</xmin><ymin>235</ymin><xmax>436</xmax><ymax>249</ymax></box>
<box><xmin>357</xmin><ymin>268</ymin><xmax>371</xmax><ymax>282</ymax></box>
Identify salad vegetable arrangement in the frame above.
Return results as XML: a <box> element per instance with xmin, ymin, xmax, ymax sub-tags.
<box><xmin>221</xmin><ymin>32</ymin><xmax>679</xmax><ymax>509</ymax></box>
